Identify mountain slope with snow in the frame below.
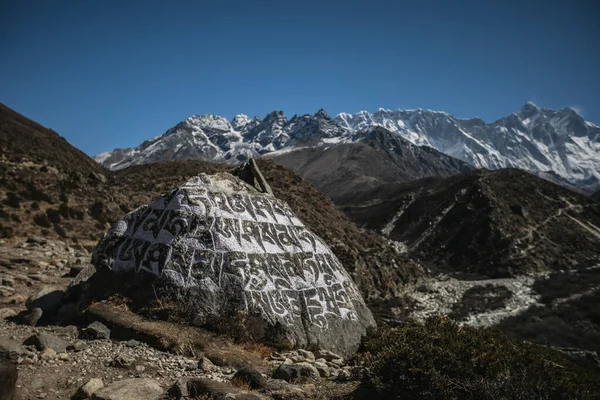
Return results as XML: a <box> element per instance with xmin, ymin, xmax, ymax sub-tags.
<box><xmin>94</xmin><ymin>103</ymin><xmax>600</xmax><ymax>190</ymax></box>
<box><xmin>336</xmin><ymin>103</ymin><xmax>600</xmax><ymax>190</ymax></box>
<box><xmin>266</xmin><ymin>126</ymin><xmax>473</xmax><ymax>202</ymax></box>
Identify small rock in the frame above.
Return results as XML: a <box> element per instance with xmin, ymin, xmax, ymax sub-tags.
<box><xmin>62</xmin><ymin>325</ymin><xmax>79</xmax><ymax>337</ymax></box>
<box><xmin>67</xmin><ymin>264</ymin><xmax>96</xmax><ymax>288</ymax></box>
<box><xmin>68</xmin><ymin>265</ymin><xmax>86</xmax><ymax>278</ymax></box>
<box><xmin>39</xmin><ymin>348</ymin><xmax>57</xmax><ymax>360</ymax></box>
<box><xmin>68</xmin><ymin>340</ymin><xmax>87</xmax><ymax>352</ymax></box>
<box><xmin>197</xmin><ymin>356</ymin><xmax>216</xmax><ymax>373</ymax></box>
<box><xmin>272</xmin><ymin>362</ymin><xmax>319</xmax><ymax>383</ymax></box>
<box><xmin>112</xmin><ymin>354</ymin><xmax>136</xmax><ymax>368</ymax></box>
<box><xmin>1</xmin><ymin>277</ymin><xmax>15</xmax><ymax>287</ymax></box>
<box><xmin>24</xmin><ymin>332</ymin><xmax>68</xmax><ymax>353</ymax></box>
<box><xmin>269</xmin><ymin>352</ymin><xmax>286</xmax><ymax>361</ymax></box>
<box><xmin>329</xmin><ymin>358</ymin><xmax>345</xmax><ymax>367</ymax></box>
<box><xmin>314</xmin><ymin>361</ymin><xmax>330</xmax><ymax>378</ymax></box>
<box><xmin>27</xmin><ymin>274</ymin><xmax>49</xmax><ymax>283</ymax></box>
<box><xmin>84</xmin><ymin>321</ymin><xmax>111</xmax><ymax>340</ymax></box>
<box><xmin>8</xmin><ymin>294</ymin><xmax>27</xmax><ymax>305</ymax></box>
<box><xmin>91</xmin><ymin>378</ymin><xmax>163</xmax><ymax>400</ymax></box>
<box><xmin>25</xmin><ymin>286</ymin><xmax>63</xmax><ymax>314</ymax></box>
<box><xmin>297</xmin><ymin>349</ymin><xmax>315</xmax><ymax>361</ymax></box>
<box><xmin>283</xmin><ymin>358</ymin><xmax>293</xmax><ymax>365</ymax></box>
<box><xmin>27</xmin><ymin>236</ymin><xmax>48</xmax><ymax>246</ymax></box>
<box><xmin>0</xmin><ymin>308</ymin><xmax>17</xmax><ymax>319</ymax></box>
<box><xmin>232</xmin><ymin>366</ymin><xmax>267</xmax><ymax>390</ymax></box>
<box><xmin>74</xmin><ymin>378</ymin><xmax>104</xmax><ymax>399</ymax></box>
<box><xmin>168</xmin><ymin>377</ymin><xmax>257</xmax><ymax>400</ymax></box>
<box><xmin>335</xmin><ymin>367</ymin><xmax>353</xmax><ymax>382</ymax></box>
<box><xmin>124</xmin><ymin>339</ymin><xmax>140</xmax><ymax>348</ymax></box>
<box><xmin>315</xmin><ymin>349</ymin><xmax>343</xmax><ymax>362</ymax></box>
<box><xmin>22</xmin><ymin>308</ymin><xmax>43</xmax><ymax>326</ymax></box>
<box><xmin>0</xmin><ymin>337</ymin><xmax>26</xmax><ymax>360</ymax></box>
<box><xmin>290</xmin><ymin>355</ymin><xmax>306</xmax><ymax>363</ymax></box>
<box><xmin>135</xmin><ymin>365</ymin><xmax>145</xmax><ymax>373</ymax></box>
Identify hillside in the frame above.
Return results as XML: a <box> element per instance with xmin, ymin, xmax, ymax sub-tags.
<box><xmin>266</xmin><ymin>126</ymin><xmax>472</xmax><ymax>202</ymax></box>
<box><xmin>341</xmin><ymin>168</ymin><xmax>600</xmax><ymax>277</ymax></box>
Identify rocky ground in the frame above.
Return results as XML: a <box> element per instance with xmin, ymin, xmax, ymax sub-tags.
<box><xmin>0</xmin><ymin>237</ymin><xmax>359</xmax><ymax>400</ymax></box>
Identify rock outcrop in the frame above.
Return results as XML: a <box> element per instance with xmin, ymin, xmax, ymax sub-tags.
<box><xmin>92</xmin><ymin>172</ymin><xmax>374</xmax><ymax>357</ymax></box>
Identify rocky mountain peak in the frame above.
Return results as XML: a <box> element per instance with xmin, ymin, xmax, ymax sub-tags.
<box><xmin>93</xmin><ymin>104</ymin><xmax>600</xmax><ymax>190</ymax></box>
<box><xmin>231</xmin><ymin>114</ymin><xmax>252</xmax><ymax>130</ymax></box>
<box><xmin>313</xmin><ymin>108</ymin><xmax>331</xmax><ymax>120</ymax></box>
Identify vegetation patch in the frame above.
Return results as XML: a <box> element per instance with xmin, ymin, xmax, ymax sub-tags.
<box><xmin>498</xmin><ymin>289</ymin><xmax>600</xmax><ymax>354</ymax></box>
<box><xmin>355</xmin><ymin>316</ymin><xmax>600</xmax><ymax>400</ymax></box>
<box><xmin>533</xmin><ymin>267</ymin><xmax>600</xmax><ymax>304</ymax></box>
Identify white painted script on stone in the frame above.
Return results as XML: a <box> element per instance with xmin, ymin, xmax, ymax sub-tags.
<box><xmin>104</xmin><ymin>175</ymin><xmax>362</xmax><ymax>328</ymax></box>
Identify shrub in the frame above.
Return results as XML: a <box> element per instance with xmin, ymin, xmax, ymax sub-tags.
<box><xmin>356</xmin><ymin>316</ymin><xmax>600</xmax><ymax>400</ymax></box>
<box><xmin>3</xmin><ymin>192</ymin><xmax>21</xmax><ymax>208</ymax></box>
<box><xmin>33</xmin><ymin>213</ymin><xmax>52</xmax><ymax>228</ymax></box>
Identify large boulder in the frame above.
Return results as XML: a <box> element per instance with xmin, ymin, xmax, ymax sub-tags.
<box><xmin>92</xmin><ymin>172</ymin><xmax>374</xmax><ymax>357</ymax></box>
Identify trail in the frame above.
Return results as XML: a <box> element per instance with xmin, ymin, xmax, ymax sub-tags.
<box><xmin>513</xmin><ymin>196</ymin><xmax>600</xmax><ymax>258</ymax></box>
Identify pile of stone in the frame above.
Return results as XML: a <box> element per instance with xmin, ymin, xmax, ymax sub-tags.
<box><xmin>266</xmin><ymin>348</ymin><xmax>358</xmax><ymax>382</ymax></box>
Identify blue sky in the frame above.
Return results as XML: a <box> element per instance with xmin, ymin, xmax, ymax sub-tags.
<box><xmin>1</xmin><ymin>0</ymin><xmax>598</xmax><ymax>156</ymax></box>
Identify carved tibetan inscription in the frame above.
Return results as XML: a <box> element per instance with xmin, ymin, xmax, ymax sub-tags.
<box><xmin>108</xmin><ymin>176</ymin><xmax>361</xmax><ymax>329</ymax></box>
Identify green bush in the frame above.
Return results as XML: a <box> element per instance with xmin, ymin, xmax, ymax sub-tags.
<box><xmin>356</xmin><ymin>316</ymin><xmax>600</xmax><ymax>400</ymax></box>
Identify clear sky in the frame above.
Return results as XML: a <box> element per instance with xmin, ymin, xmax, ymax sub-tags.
<box><xmin>1</xmin><ymin>0</ymin><xmax>598</xmax><ymax>156</ymax></box>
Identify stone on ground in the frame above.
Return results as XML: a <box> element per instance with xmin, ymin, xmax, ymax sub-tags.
<box><xmin>22</xmin><ymin>307</ymin><xmax>43</xmax><ymax>326</ymax></box>
<box><xmin>91</xmin><ymin>378</ymin><xmax>162</xmax><ymax>400</ymax></box>
<box><xmin>0</xmin><ymin>337</ymin><xmax>26</xmax><ymax>360</ymax></box>
<box><xmin>272</xmin><ymin>362</ymin><xmax>319</xmax><ymax>383</ymax></box>
<box><xmin>0</xmin><ymin>308</ymin><xmax>16</xmax><ymax>319</ymax></box>
<box><xmin>92</xmin><ymin>172</ymin><xmax>375</xmax><ymax>357</ymax></box>
<box><xmin>168</xmin><ymin>377</ymin><xmax>259</xmax><ymax>400</ymax></box>
<box><xmin>197</xmin><ymin>356</ymin><xmax>216</xmax><ymax>373</ymax></box>
<box><xmin>23</xmin><ymin>332</ymin><xmax>68</xmax><ymax>353</ymax></box>
<box><xmin>25</xmin><ymin>286</ymin><xmax>63</xmax><ymax>314</ymax></box>
<box><xmin>73</xmin><ymin>378</ymin><xmax>104</xmax><ymax>399</ymax></box>
<box><xmin>84</xmin><ymin>321</ymin><xmax>111</xmax><ymax>340</ymax></box>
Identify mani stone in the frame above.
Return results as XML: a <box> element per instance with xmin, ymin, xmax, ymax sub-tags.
<box><xmin>92</xmin><ymin>172</ymin><xmax>375</xmax><ymax>357</ymax></box>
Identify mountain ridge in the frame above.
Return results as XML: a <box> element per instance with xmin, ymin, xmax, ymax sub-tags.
<box><xmin>94</xmin><ymin>103</ymin><xmax>600</xmax><ymax>191</ymax></box>
<box><xmin>266</xmin><ymin>126</ymin><xmax>474</xmax><ymax>202</ymax></box>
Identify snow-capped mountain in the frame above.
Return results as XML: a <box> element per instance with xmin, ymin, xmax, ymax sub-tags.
<box><xmin>94</xmin><ymin>109</ymin><xmax>348</xmax><ymax>170</ymax></box>
<box><xmin>336</xmin><ymin>102</ymin><xmax>600</xmax><ymax>190</ymax></box>
<box><xmin>94</xmin><ymin>102</ymin><xmax>600</xmax><ymax>190</ymax></box>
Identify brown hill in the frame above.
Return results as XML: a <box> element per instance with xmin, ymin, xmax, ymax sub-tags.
<box><xmin>342</xmin><ymin>169</ymin><xmax>600</xmax><ymax>277</ymax></box>
<box><xmin>266</xmin><ymin>126</ymin><xmax>472</xmax><ymax>203</ymax></box>
<box><xmin>0</xmin><ymin>104</ymin><xmax>419</xmax><ymax>299</ymax></box>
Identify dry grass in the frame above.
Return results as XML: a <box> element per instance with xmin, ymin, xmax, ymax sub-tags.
<box><xmin>242</xmin><ymin>342</ymin><xmax>274</xmax><ymax>359</ymax></box>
